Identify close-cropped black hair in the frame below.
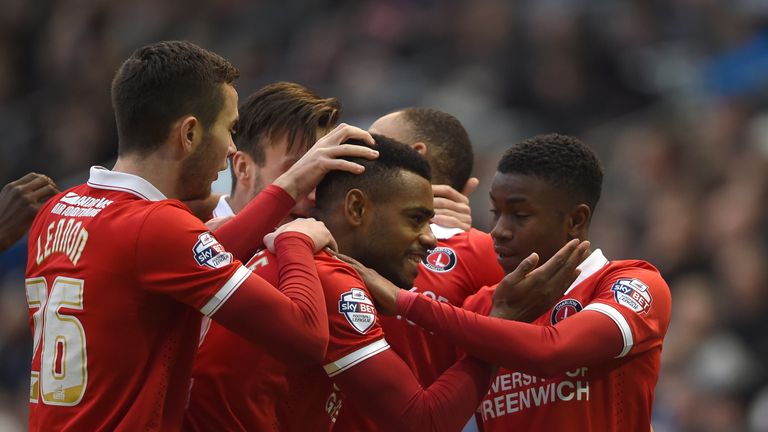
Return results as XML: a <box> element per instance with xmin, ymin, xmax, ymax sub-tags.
<box><xmin>315</xmin><ymin>134</ymin><xmax>432</xmax><ymax>211</ymax></box>
<box><xmin>400</xmin><ymin>107</ymin><xmax>473</xmax><ymax>191</ymax></box>
<box><xmin>497</xmin><ymin>133</ymin><xmax>603</xmax><ymax>211</ymax></box>
<box><xmin>111</xmin><ymin>40</ymin><xmax>239</xmax><ymax>155</ymax></box>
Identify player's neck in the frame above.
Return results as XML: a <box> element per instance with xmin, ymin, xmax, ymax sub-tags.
<box><xmin>113</xmin><ymin>154</ymin><xmax>182</xmax><ymax>200</ymax></box>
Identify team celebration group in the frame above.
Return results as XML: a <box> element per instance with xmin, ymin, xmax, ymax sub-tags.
<box><xmin>8</xmin><ymin>40</ymin><xmax>670</xmax><ymax>431</ymax></box>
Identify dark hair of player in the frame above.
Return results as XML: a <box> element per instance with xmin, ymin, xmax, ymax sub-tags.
<box><xmin>399</xmin><ymin>107</ymin><xmax>473</xmax><ymax>191</ymax></box>
<box><xmin>315</xmin><ymin>133</ymin><xmax>432</xmax><ymax>212</ymax></box>
<box><xmin>497</xmin><ymin>133</ymin><xmax>604</xmax><ymax>211</ymax></box>
<box><xmin>111</xmin><ymin>40</ymin><xmax>239</xmax><ymax>155</ymax></box>
<box><xmin>234</xmin><ymin>82</ymin><xmax>342</xmax><ymax>164</ymax></box>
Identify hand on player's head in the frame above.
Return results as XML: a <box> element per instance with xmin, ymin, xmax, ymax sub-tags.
<box><xmin>272</xmin><ymin>124</ymin><xmax>378</xmax><ymax>201</ymax></box>
<box><xmin>490</xmin><ymin>239</ymin><xmax>590</xmax><ymax>322</ymax></box>
<box><xmin>431</xmin><ymin>184</ymin><xmax>473</xmax><ymax>231</ymax></box>
<box><xmin>0</xmin><ymin>172</ymin><xmax>59</xmax><ymax>251</ymax></box>
<box><xmin>264</xmin><ymin>217</ymin><xmax>338</xmax><ymax>254</ymax></box>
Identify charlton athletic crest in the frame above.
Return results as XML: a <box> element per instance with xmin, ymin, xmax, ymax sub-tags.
<box><xmin>550</xmin><ymin>299</ymin><xmax>583</xmax><ymax>324</ymax></box>
<box><xmin>421</xmin><ymin>247</ymin><xmax>458</xmax><ymax>273</ymax></box>
<box><xmin>338</xmin><ymin>288</ymin><xmax>377</xmax><ymax>334</ymax></box>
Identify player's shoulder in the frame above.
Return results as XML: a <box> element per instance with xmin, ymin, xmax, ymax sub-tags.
<box><xmin>315</xmin><ymin>252</ymin><xmax>365</xmax><ymax>286</ymax></box>
<box><xmin>596</xmin><ymin>259</ymin><xmax>671</xmax><ymax>315</ymax></box>
<box><xmin>601</xmin><ymin>259</ymin><xmax>668</xmax><ymax>290</ymax></box>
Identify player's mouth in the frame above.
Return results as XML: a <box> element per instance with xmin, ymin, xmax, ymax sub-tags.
<box><xmin>405</xmin><ymin>250</ymin><xmax>428</xmax><ymax>271</ymax></box>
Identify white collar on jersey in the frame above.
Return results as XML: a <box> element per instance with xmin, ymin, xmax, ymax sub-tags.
<box><xmin>563</xmin><ymin>248</ymin><xmax>609</xmax><ymax>295</ymax></box>
<box><xmin>212</xmin><ymin>194</ymin><xmax>235</xmax><ymax>218</ymax></box>
<box><xmin>430</xmin><ymin>223</ymin><xmax>464</xmax><ymax>240</ymax></box>
<box><xmin>87</xmin><ymin>166</ymin><xmax>167</xmax><ymax>201</ymax></box>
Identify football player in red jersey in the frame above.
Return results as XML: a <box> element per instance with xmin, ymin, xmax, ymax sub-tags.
<box><xmin>354</xmin><ymin>133</ymin><xmax>672</xmax><ymax>431</ymax></box>
<box><xmin>335</xmin><ymin>108</ymin><xmax>505</xmax><ymax>431</ymax></box>
<box><xmin>188</xmin><ymin>135</ymin><xmax>514</xmax><ymax>431</ymax></box>
<box><xmin>24</xmin><ymin>40</ymin><xmax>378</xmax><ymax>431</ymax></box>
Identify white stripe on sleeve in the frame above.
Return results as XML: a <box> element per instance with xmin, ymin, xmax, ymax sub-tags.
<box><xmin>583</xmin><ymin>302</ymin><xmax>634</xmax><ymax>358</ymax></box>
<box><xmin>324</xmin><ymin>339</ymin><xmax>390</xmax><ymax>377</ymax></box>
<box><xmin>200</xmin><ymin>265</ymin><xmax>251</xmax><ymax>317</ymax></box>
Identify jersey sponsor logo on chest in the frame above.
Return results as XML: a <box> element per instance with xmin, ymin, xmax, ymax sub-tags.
<box><xmin>611</xmin><ymin>278</ymin><xmax>652</xmax><ymax>314</ymax></box>
<box><xmin>550</xmin><ymin>299</ymin><xmax>583</xmax><ymax>325</ymax></box>
<box><xmin>421</xmin><ymin>247</ymin><xmax>457</xmax><ymax>273</ymax></box>
<box><xmin>338</xmin><ymin>288</ymin><xmax>376</xmax><ymax>334</ymax></box>
<box><xmin>193</xmin><ymin>233</ymin><xmax>232</xmax><ymax>269</ymax></box>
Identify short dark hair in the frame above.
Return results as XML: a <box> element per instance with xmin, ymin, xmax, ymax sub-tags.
<box><xmin>235</xmin><ymin>82</ymin><xmax>342</xmax><ymax>165</ymax></box>
<box><xmin>315</xmin><ymin>134</ymin><xmax>432</xmax><ymax>211</ymax></box>
<box><xmin>111</xmin><ymin>40</ymin><xmax>239</xmax><ymax>155</ymax></box>
<box><xmin>399</xmin><ymin>107</ymin><xmax>473</xmax><ymax>190</ymax></box>
<box><xmin>497</xmin><ymin>133</ymin><xmax>603</xmax><ymax>211</ymax></box>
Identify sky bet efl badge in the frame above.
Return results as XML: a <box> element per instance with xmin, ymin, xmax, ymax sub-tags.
<box><xmin>612</xmin><ymin>278</ymin><xmax>652</xmax><ymax>314</ymax></box>
<box><xmin>421</xmin><ymin>247</ymin><xmax>457</xmax><ymax>273</ymax></box>
<box><xmin>338</xmin><ymin>288</ymin><xmax>376</xmax><ymax>334</ymax></box>
<box><xmin>193</xmin><ymin>233</ymin><xmax>232</xmax><ymax>269</ymax></box>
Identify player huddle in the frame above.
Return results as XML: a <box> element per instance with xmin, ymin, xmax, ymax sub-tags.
<box><xmin>24</xmin><ymin>41</ymin><xmax>670</xmax><ymax>431</ymax></box>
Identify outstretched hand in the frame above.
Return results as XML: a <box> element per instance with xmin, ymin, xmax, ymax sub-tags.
<box><xmin>330</xmin><ymin>250</ymin><xmax>400</xmax><ymax>316</ymax></box>
<box><xmin>272</xmin><ymin>124</ymin><xmax>378</xmax><ymax>201</ymax></box>
<box><xmin>0</xmin><ymin>173</ymin><xmax>59</xmax><ymax>252</ymax></box>
<box><xmin>264</xmin><ymin>217</ymin><xmax>338</xmax><ymax>254</ymax></box>
<box><xmin>491</xmin><ymin>239</ymin><xmax>591</xmax><ymax>322</ymax></box>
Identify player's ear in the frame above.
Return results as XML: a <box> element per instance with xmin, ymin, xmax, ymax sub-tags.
<box><xmin>566</xmin><ymin>203</ymin><xmax>591</xmax><ymax>238</ymax></box>
<box><xmin>231</xmin><ymin>151</ymin><xmax>253</xmax><ymax>184</ymax></box>
<box><xmin>178</xmin><ymin>115</ymin><xmax>200</xmax><ymax>155</ymax></box>
<box><xmin>344</xmin><ymin>188</ymin><xmax>368</xmax><ymax>227</ymax></box>
<box><xmin>411</xmin><ymin>142</ymin><xmax>428</xmax><ymax>156</ymax></box>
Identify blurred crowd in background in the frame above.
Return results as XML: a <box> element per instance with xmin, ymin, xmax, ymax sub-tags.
<box><xmin>1</xmin><ymin>0</ymin><xmax>768</xmax><ymax>430</ymax></box>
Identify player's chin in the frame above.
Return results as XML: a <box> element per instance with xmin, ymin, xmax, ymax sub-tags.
<box><xmin>497</xmin><ymin>254</ymin><xmax>522</xmax><ymax>275</ymax></box>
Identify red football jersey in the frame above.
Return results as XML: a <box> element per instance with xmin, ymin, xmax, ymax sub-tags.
<box><xmin>464</xmin><ymin>249</ymin><xmax>671</xmax><ymax>431</ymax></box>
<box><xmin>334</xmin><ymin>225</ymin><xmax>503</xmax><ymax>431</ymax></box>
<box><xmin>187</xmin><ymin>250</ymin><xmax>388</xmax><ymax>431</ymax></box>
<box><xmin>24</xmin><ymin>167</ymin><xmax>258</xmax><ymax>431</ymax></box>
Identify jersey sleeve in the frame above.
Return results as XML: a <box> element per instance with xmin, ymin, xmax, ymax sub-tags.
<box><xmin>212</xmin><ymin>184</ymin><xmax>295</xmax><ymax>262</ymax></box>
<box><xmin>397</xmin><ymin>290</ymin><xmax>624</xmax><ymax>378</ymax></box>
<box><xmin>320</xmin><ymin>263</ymin><xmax>389</xmax><ymax>377</ymax></box>
<box><xmin>135</xmin><ymin>202</ymin><xmax>248</xmax><ymax>311</ymax></box>
<box><xmin>582</xmin><ymin>266</ymin><xmax>671</xmax><ymax>358</ymax></box>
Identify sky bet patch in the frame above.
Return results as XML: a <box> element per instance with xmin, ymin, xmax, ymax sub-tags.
<box><xmin>611</xmin><ymin>278</ymin><xmax>652</xmax><ymax>314</ymax></box>
<box><xmin>193</xmin><ymin>232</ymin><xmax>232</xmax><ymax>269</ymax></box>
<box><xmin>338</xmin><ymin>288</ymin><xmax>376</xmax><ymax>334</ymax></box>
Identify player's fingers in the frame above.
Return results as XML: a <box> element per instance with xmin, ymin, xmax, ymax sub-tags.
<box><xmin>17</xmin><ymin>173</ymin><xmax>53</xmax><ymax>192</ymax></box>
<box><xmin>431</xmin><ymin>184</ymin><xmax>469</xmax><ymax>204</ymax></box>
<box><xmin>431</xmin><ymin>214</ymin><xmax>471</xmax><ymax>232</ymax></box>
<box><xmin>534</xmin><ymin>239</ymin><xmax>582</xmax><ymax>280</ymax></box>
<box><xmin>461</xmin><ymin>177</ymin><xmax>480</xmax><ymax>197</ymax></box>
<box><xmin>324</xmin><ymin>143</ymin><xmax>379</xmax><ymax>160</ymax></box>
<box><xmin>501</xmin><ymin>252</ymin><xmax>539</xmax><ymax>286</ymax></box>
<box><xmin>29</xmin><ymin>183</ymin><xmax>60</xmax><ymax>203</ymax></box>
<box><xmin>7</xmin><ymin>172</ymin><xmax>41</xmax><ymax>187</ymax></box>
<box><xmin>432</xmin><ymin>197</ymin><xmax>471</xmax><ymax>214</ymax></box>
<box><xmin>318</xmin><ymin>124</ymin><xmax>374</xmax><ymax>147</ymax></box>
<box><xmin>319</xmin><ymin>159</ymin><xmax>369</xmax><ymax>175</ymax></box>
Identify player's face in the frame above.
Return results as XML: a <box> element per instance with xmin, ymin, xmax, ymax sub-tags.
<box><xmin>180</xmin><ymin>84</ymin><xmax>238</xmax><ymax>200</ymax></box>
<box><xmin>489</xmin><ymin>172</ymin><xmax>572</xmax><ymax>274</ymax></box>
<box><xmin>359</xmin><ymin>171</ymin><xmax>437</xmax><ymax>288</ymax></box>
<box><xmin>251</xmin><ymin>135</ymin><xmax>314</xmax><ymax>222</ymax></box>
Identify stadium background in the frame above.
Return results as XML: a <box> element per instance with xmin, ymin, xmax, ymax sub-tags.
<box><xmin>1</xmin><ymin>1</ymin><xmax>767</xmax><ymax>430</ymax></box>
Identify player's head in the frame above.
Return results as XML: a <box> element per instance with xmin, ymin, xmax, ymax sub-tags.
<box><xmin>315</xmin><ymin>134</ymin><xmax>436</xmax><ymax>288</ymax></box>
<box><xmin>230</xmin><ymin>82</ymin><xmax>341</xmax><ymax>216</ymax></box>
<box><xmin>491</xmin><ymin>133</ymin><xmax>603</xmax><ymax>274</ymax></box>
<box><xmin>369</xmin><ymin>108</ymin><xmax>473</xmax><ymax>190</ymax></box>
<box><xmin>111</xmin><ymin>40</ymin><xmax>240</xmax><ymax>200</ymax></box>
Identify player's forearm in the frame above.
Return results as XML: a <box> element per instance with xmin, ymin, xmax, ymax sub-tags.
<box><xmin>213</xmin><ymin>185</ymin><xmax>295</xmax><ymax>261</ymax></box>
<box><xmin>398</xmin><ymin>291</ymin><xmax>621</xmax><ymax>377</ymax></box>
<box><xmin>334</xmin><ymin>350</ymin><xmax>492</xmax><ymax>432</ymax></box>
<box><xmin>271</xmin><ymin>232</ymin><xmax>329</xmax><ymax>362</ymax></box>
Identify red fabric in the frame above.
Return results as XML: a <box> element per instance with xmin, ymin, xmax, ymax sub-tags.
<box><xmin>398</xmin><ymin>257</ymin><xmax>672</xmax><ymax>432</ymax></box>
<box><xmin>212</xmin><ymin>184</ymin><xmax>294</xmax><ymax>262</ymax></box>
<box><xmin>188</xmin><ymin>251</ymin><xmax>494</xmax><ymax>432</ymax></box>
<box><xmin>335</xmin><ymin>227</ymin><xmax>503</xmax><ymax>431</ymax></box>
<box><xmin>26</xmin><ymin>181</ymin><xmax>321</xmax><ymax>432</ymax></box>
